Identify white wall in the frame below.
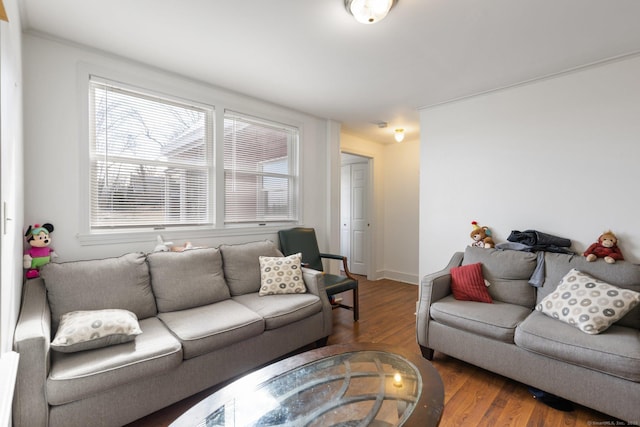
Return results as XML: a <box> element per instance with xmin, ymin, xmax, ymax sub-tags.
<box><xmin>341</xmin><ymin>132</ymin><xmax>420</xmax><ymax>284</ymax></box>
<box><xmin>383</xmin><ymin>137</ymin><xmax>419</xmax><ymax>284</ymax></box>
<box><xmin>0</xmin><ymin>0</ymin><xmax>24</xmax><ymax>354</ymax></box>
<box><xmin>419</xmin><ymin>54</ymin><xmax>640</xmax><ymax>281</ymax></box>
<box><xmin>22</xmin><ymin>34</ymin><xmax>333</xmax><ymax>261</ymax></box>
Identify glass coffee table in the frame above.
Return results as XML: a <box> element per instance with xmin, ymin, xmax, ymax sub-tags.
<box><xmin>171</xmin><ymin>343</ymin><xmax>444</xmax><ymax>427</ymax></box>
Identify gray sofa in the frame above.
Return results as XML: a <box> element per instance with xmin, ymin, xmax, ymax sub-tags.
<box><xmin>13</xmin><ymin>240</ymin><xmax>333</xmax><ymax>427</ymax></box>
<box><xmin>417</xmin><ymin>246</ymin><xmax>640</xmax><ymax>423</ymax></box>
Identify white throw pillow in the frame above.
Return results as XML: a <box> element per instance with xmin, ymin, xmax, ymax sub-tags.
<box><xmin>536</xmin><ymin>268</ymin><xmax>640</xmax><ymax>334</ymax></box>
<box><xmin>51</xmin><ymin>309</ymin><xmax>142</xmax><ymax>353</ymax></box>
<box><xmin>259</xmin><ymin>253</ymin><xmax>306</xmax><ymax>296</ymax></box>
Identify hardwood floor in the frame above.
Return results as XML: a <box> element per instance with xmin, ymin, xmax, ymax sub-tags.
<box><xmin>128</xmin><ymin>276</ymin><xmax>621</xmax><ymax>427</ymax></box>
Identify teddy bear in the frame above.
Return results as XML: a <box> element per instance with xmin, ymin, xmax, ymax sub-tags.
<box><xmin>583</xmin><ymin>230</ymin><xmax>624</xmax><ymax>264</ymax></box>
<box><xmin>23</xmin><ymin>223</ymin><xmax>57</xmax><ymax>279</ymax></box>
<box><xmin>470</xmin><ymin>221</ymin><xmax>495</xmax><ymax>249</ymax></box>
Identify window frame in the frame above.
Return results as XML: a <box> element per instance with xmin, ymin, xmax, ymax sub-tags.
<box><xmin>87</xmin><ymin>76</ymin><xmax>215</xmax><ymax>232</ymax></box>
<box><xmin>223</xmin><ymin>110</ymin><xmax>300</xmax><ymax>227</ymax></box>
<box><xmin>77</xmin><ymin>66</ymin><xmax>303</xmax><ymax>245</ymax></box>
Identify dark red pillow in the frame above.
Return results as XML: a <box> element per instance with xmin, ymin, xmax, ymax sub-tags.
<box><xmin>450</xmin><ymin>262</ymin><xmax>493</xmax><ymax>303</ymax></box>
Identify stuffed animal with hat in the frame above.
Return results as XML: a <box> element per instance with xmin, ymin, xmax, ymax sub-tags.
<box><xmin>23</xmin><ymin>223</ymin><xmax>57</xmax><ymax>279</ymax></box>
<box><xmin>470</xmin><ymin>221</ymin><xmax>495</xmax><ymax>249</ymax></box>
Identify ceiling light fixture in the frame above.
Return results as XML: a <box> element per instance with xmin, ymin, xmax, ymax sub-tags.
<box><xmin>345</xmin><ymin>0</ymin><xmax>397</xmax><ymax>24</ymax></box>
<box><xmin>394</xmin><ymin>128</ymin><xmax>405</xmax><ymax>143</ymax></box>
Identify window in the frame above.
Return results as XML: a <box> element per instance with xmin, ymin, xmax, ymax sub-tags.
<box><xmin>89</xmin><ymin>77</ymin><xmax>213</xmax><ymax>231</ymax></box>
<box><xmin>224</xmin><ymin>112</ymin><xmax>299</xmax><ymax>225</ymax></box>
<box><xmin>86</xmin><ymin>76</ymin><xmax>300</xmax><ymax>237</ymax></box>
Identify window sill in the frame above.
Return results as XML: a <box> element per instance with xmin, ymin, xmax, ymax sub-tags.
<box><xmin>76</xmin><ymin>224</ymin><xmax>297</xmax><ymax>246</ymax></box>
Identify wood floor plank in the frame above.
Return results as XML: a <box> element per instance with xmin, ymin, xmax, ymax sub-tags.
<box><xmin>439</xmin><ymin>370</ymin><xmax>504</xmax><ymax>427</ymax></box>
<box><xmin>128</xmin><ymin>276</ymin><xmax>621</xmax><ymax>426</ymax></box>
<box><xmin>435</xmin><ymin>356</ymin><xmax>476</xmax><ymax>402</ymax></box>
<box><xmin>497</xmin><ymin>384</ymin><xmax>538</xmax><ymax>426</ymax></box>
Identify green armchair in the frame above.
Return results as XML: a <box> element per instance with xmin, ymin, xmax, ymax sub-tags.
<box><xmin>278</xmin><ymin>227</ymin><xmax>359</xmax><ymax>321</ymax></box>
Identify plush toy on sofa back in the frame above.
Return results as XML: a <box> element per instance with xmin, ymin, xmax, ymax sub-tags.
<box><xmin>470</xmin><ymin>221</ymin><xmax>495</xmax><ymax>248</ymax></box>
<box><xmin>23</xmin><ymin>223</ymin><xmax>57</xmax><ymax>279</ymax></box>
<box><xmin>583</xmin><ymin>230</ymin><xmax>624</xmax><ymax>264</ymax></box>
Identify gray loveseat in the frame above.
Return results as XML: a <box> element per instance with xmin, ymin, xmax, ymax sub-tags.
<box><xmin>13</xmin><ymin>240</ymin><xmax>333</xmax><ymax>427</ymax></box>
<box><xmin>417</xmin><ymin>246</ymin><xmax>640</xmax><ymax>423</ymax></box>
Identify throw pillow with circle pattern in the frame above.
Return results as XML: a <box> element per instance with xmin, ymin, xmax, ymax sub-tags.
<box><xmin>536</xmin><ymin>268</ymin><xmax>640</xmax><ymax>334</ymax></box>
<box><xmin>51</xmin><ymin>309</ymin><xmax>142</xmax><ymax>353</ymax></box>
<box><xmin>259</xmin><ymin>253</ymin><xmax>306</xmax><ymax>296</ymax></box>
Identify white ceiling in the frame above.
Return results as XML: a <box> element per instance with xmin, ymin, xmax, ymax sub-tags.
<box><xmin>19</xmin><ymin>0</ymin><xmax>640</xmax><ymax>144</ymax></box>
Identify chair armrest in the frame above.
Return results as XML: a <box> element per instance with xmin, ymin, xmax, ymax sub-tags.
<box><xmin>318</xmin><ymin>253</ymin><xmax>344</xmax><ymax>261</ymax></box>
<box><xmin>13</xmin><ymin>278</ymin><xmax>51</xmax><ymax>427</ymax></box>
<box><xmin>416</xmin><ymin>252</ymin><xmax>464</xmax><ymax>348</ymax></box>
<box><xmin>302</xmin><ymin>267</ymin><xmax>333</xmax><ymax>337</ymax></box>
<box><xmin>319</xmin><ymin>253</ymin><xmax>357</xmax><ymax>281</ymax></box>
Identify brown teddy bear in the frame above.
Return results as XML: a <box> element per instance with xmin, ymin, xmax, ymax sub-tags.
<box><xmin>583</xmin><ymin>230</ymin><xmax>624</xmax><ymax>264</ymax></box>
<box><xmin>470</xmin><ymin>221</ymin><xmax>495</xmax><ymax>249</ymax></box>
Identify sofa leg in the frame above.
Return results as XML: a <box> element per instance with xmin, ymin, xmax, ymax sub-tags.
<box><xmin>316</xmin><ymin>337</ymin><xmax>329</xmax><ymax>347</ymax></box>
<box><xmin>420</xmin><ymin>346</ymin><xmax>435</xmax><ymax>360</ymax></box>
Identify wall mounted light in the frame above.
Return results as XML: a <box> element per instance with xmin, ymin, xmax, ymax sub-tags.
<box><xmin>345</xmin><ymin>0</ymin><xmax>397</xmax><ymax>24</ymax></box>
<box><xmin>394</xmin><ymin>128</ymin><xmax>405</xmax><ymax>143</ymax></box>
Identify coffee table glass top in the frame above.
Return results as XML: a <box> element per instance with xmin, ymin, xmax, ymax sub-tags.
<box><xmin>183</xmin><ymin>350</ymin><xmax>423</xmax><ymax>427</ymax></box>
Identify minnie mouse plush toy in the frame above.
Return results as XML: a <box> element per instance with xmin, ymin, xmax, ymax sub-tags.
<box><xmin>23</xmin><ymin>223</ymin><xmax>57</xmax><ymax>278</ymax></box>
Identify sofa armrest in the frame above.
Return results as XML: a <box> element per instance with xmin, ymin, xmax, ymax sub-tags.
<box><xmin>416</xmin><ymin>252</ymin><xmax>464</xmax><ymax>349</ymax></box>
<box><xmin>12</xmin><ymin>278</ymin><xmax>51</xmax><ymax>427</ymax></box>
<box><xmin>302</xmin><ymin>267</ymin><xmax>333</xmax><ymax>337</ymax></box>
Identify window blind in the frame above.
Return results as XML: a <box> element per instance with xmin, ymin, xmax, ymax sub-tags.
<box><xmin>89</xmin><ymin>78</ymin><xmax>214</xmax><ymax>230</ymax></box>
<box><xmin>223</xmin><ymin>111</ymin><xmax>299</xmax><ymax>224</ymax></box>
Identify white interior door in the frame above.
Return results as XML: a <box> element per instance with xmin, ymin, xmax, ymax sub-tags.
<box><xmin>0</xmin><ymin>18</ymin><xmax>22</xmax><ymax>355</ymax></box>
<box><xmin>340</xmin><ymin>165</ymin><xmax>351</xmax><ymax>268</ymax></box>
<box><xmin>349</xmin><ymin>162</ymin><xmax>368</xmax><ymax>275</ymax></box>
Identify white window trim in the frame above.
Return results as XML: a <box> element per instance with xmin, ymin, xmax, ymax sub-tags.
<box><xmin>77</xmin><ymin>63</ymin><xmax>303</xmax><ymax>245</ymax></box>
<box><xmin>223</xmin><ymin>109</ymin><xmax>300</xmax><ymax>226</ymax></box>
<box><xmin>88</xmin><ymin>76</ymin><xmax>215</xmax><ymax>231</ymax></box>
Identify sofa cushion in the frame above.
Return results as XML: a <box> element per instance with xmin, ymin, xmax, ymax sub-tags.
<box><xmin>537</xmin><ymin>269</ymin><xmax>640</xmax><ymax>334</ymax></box>
<box><xmin>47</xmin><ymin>317</ymin><xmax>182</xmax><ymax>405</ymax></box>
<box><xmin>515</xmin><ymin>311</ymin><xmax>640</xmax><ymax>382</ymax></box>
<box><xmin>450</xmin><ymin>262</ymin><xmax>492</xmax><ymax>303</ymax></box>
<box><xmin>542</xmin><ymin>252</ymin><xmax>640</xmax><ymax>329</ymax></box>
<box><xmin>51</xmin><ymin>309</ymin><xmax>142</xmax><ymax>353</ymax></box>
<box><xmin>430</xmin><ymin>295</ymin><xmax>532</xmax><ymax>343</ymax></box>
<box><xmin>42</xmin><ymin>253</ymin><xmax>157</xmax><ymax>332</ymax></box>
<box><xmin>147</xmin><ymin>248</ymin><xmax>231</xmax><ymax>312</ymax></box>
<box><xmin>462</xmin><ymin>247</ymin><xmax>537</xmax><ymax>307</ymax></box>
<box><xmin>219</xmin><ymin>240</ymin><xmax>282</xmax><ymax>296</ymax></box>
<box><xmin>232</xmin><ymin>292</ymin><xmax>323</xmax><ymax>330</ymax></box>
<box><xmin>259</xmin><ymin>253</ymin><xmax>306</xmax><ymax>296</ymax></box>
<box><xmin>157</xmin><ymin>299</ymin><xmax>264</xmax><ymax>359</ymax></box>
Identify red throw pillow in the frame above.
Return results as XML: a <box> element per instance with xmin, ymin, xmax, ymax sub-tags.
<box><xmin>450</xmin><ymin>263</ymin><xmax>493</xmax><ymax>303</ymax></box>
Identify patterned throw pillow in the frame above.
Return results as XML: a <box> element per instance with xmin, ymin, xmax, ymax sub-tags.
<box><xmin>450</xmin><ymin>262</ymin><xmax>492</xmax><ymax>303</ymax></box>
<box><xmin>259</xmin><ymin>253</ymin><xmax>306</xmax><ymax>296</ymax></box>
<box><xmin>51</xmin><ymin>309</ymin><xmax>142</xmax><ymax>353</ymax></box>
<box><xmin>537</xmin><ymin>268</ymin><xmax>640</xmax><ymax>334</ymax></box>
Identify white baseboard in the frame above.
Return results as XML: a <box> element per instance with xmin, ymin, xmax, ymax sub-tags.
<box><xmin>0</xmin><ymin>351</ymin><xmax>19</xmax><ymax>427</ymax></box>
<box><xmin>376</xmin><ymin>270</ymin><xmax>419</xmax><ymax>285</ymax></box>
